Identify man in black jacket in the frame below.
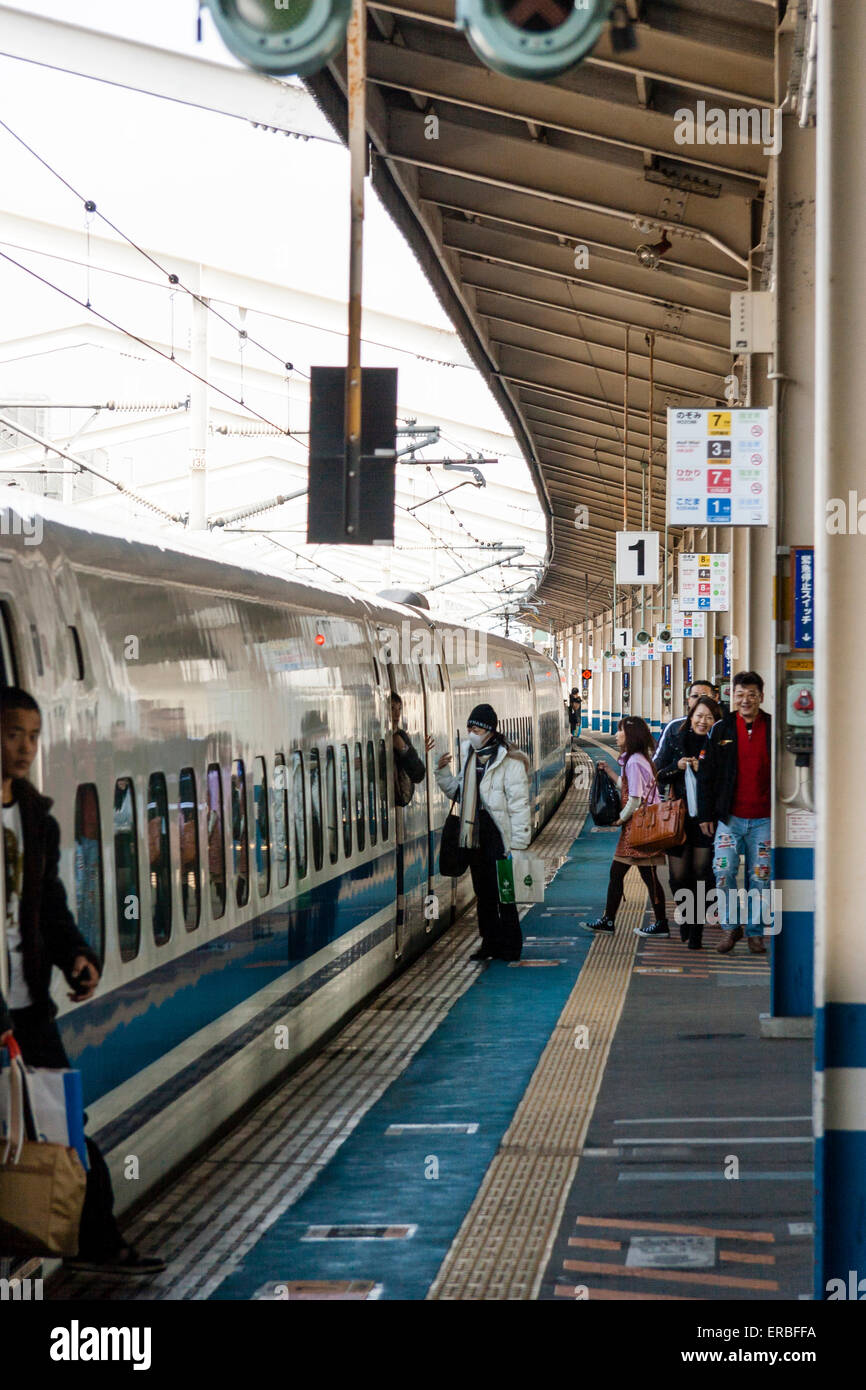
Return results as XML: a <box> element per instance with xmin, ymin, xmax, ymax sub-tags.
<box><xmin>1</xmin><ymin>686</ymin><xmax>164</xmax><ymax>1277</ymax></box>
<box><xmin>697</xmin><ymin>671</ymin><xmax>773</xmax><ymax>955</ymax></box>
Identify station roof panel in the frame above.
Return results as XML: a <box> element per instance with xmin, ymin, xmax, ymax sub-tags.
<box><xmin>308</xmin><ymin>0</ymin><xmax>773</xmax><ymax>625</ymax></box>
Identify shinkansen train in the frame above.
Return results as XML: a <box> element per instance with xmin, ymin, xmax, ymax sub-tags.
<box><xmin>0</xmin><ymin>493</ymin><xmax>568</xmax><ymax>1211</ymax></box>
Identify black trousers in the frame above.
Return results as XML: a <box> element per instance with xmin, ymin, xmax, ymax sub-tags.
<box><xmin>467</xmin><ymin>810</ymin><xmax>522</xmax><ymax>959</ymax></box>
<box><xmin>10</xmin><ymin>1004</ymin><xmax>124</xmax><ymax>1260</ymax></box>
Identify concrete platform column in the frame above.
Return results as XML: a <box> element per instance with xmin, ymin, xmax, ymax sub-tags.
<box><xmin>768</xmin><ymin>17</ymin><xmax>817</xmax><ymax>1030</ymax></box>
<box><xmin>813</xmin><ymin>0</ymin><xmax>866</xmax><ymax>1298</ymax></box>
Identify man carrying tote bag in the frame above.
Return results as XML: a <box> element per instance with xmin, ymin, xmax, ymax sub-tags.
<box><xmin>0</xmin><ymin>1035</ymin><xmax>85</xmax><ymax>1256</ymax></box>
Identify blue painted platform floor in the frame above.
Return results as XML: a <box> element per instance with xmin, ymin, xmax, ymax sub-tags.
<box><xmin>211</xmin><ymin>792</ymin><xmax>616</xmax><ymax>1301</ymax></box>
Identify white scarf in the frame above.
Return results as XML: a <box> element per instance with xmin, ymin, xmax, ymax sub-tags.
<box><xmin>458</xmin><ymin>748</ymin><xmax>479</xmax><ymax>849</ymax></box>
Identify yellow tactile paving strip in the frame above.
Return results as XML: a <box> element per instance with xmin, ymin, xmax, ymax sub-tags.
<box><xmin>428</xmin><ymin>749</ymin><xmax>645</xmax><ymax>1301</ymax></box>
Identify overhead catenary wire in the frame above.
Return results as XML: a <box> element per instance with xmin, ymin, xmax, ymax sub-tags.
<box><xmin>0</xmin><ymin>113</ymin><xmax>306</xmax><ymax>382</ymax></box>
<box><xmin>0</xmin><ymin>409</ymin><xmax>182</xmax><ymax>524</ymax></box>
<box><xmin>0</xmin><ymin>247</ymin><xmax>303</xmax><ymax>440</ymax></box>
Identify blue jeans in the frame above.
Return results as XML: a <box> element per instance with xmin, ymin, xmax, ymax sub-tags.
<box><xmin>712</xmin><ymin>816</ymin><xmax>772</xmax><ymax>937</ymax></box>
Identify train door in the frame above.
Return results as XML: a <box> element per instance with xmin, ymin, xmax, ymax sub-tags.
<box><xmin>0</xmin><ymin>600</ymin><xmax>18</xmax><ymax>1026</ymax></box>
<box><xmin>523</xmin><ymin>652</ymin><xmax>541</xmax><ymax>835</ymax></box>
<box><xmin>418</xmin><ymin>651</ymin><xmax>452</xmax><ymax>937</ymax></box>
<box><xmin>386</xmin><ymin>652</ymin><xmax>429</xmax><ymax>960</ymax></box>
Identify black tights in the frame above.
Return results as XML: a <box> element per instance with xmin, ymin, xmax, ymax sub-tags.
<box><xmin>604</xmin><ymin>860</ymin><xmax>667</xmax><ymax>925</ymax></box>
<box><xmin>667</xmin><ymin>843</ymin><xmax>714</xmax><ymax>924</ymax></box>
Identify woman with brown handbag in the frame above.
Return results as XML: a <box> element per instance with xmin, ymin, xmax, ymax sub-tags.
<box><xmin>584</xmin><ymin>716</ymin><xmax>670</xmax><ymax>939</ymax></box>
<box><xmin>655</xmin><ymin>696</ymin><xmax>721</xmax><ymax>950</ymax></box>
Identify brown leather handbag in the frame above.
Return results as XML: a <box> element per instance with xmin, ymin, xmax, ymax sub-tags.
<box><xmin>627</xmin><ymin>780</ymin><xmax>687</xmax><ymax>854</ymax></box>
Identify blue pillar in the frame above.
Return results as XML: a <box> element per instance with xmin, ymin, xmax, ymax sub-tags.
<box><xmin>770</xmin><ymin>848</ymin><xmax>813</xmax><ymax>1017</ymax></box>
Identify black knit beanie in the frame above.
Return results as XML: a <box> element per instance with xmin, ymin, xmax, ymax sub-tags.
<box><xmin>467</xmin><ymin>703</ymin><xmax>498</xmax><ymax>732</ymax></box>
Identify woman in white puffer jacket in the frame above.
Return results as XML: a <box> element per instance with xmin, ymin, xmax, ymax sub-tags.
<box><xmin>434</xmin><ymin>703</ymin><xmax>532</xmax><ymax>962</ymax></box>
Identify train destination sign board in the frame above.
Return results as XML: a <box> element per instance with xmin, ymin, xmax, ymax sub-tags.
<box><xmin>667</xmin><ymin>407</ymin><xmax>770</xmax><ymax>526</ymax></box>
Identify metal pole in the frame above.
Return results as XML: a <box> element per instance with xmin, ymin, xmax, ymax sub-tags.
<box><xmin>344</xmin><ymin>0</ymin><xmax>366</xmax><ymax>539</ymax></box>
<box><xmin>814</xmin><ymin>0</ymin><xmax>866</xmax><ymax>1299</ymax></box>
<box><xmin>189</xmin><ymin>269</ymin><xmax>208</xmax><ymax>530</ymax></box>
<box><xmin>623</xmin><ymin>326</ymin><xmax>629</xmax><ymax>530</ymax></box>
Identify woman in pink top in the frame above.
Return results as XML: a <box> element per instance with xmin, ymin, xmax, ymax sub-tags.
<box><xmin>585</xmin><ymin>716</ymin><xmax>670</xmax><ymax>939</ymax></box>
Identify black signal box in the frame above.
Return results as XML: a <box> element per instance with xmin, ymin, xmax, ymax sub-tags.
<box><xmin>307</xmin><ymin>366</ymin><xmax>398</xmax><ymax>545</ymax></box>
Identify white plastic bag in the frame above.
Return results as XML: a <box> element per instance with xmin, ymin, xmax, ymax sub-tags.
<box><xmin>511</xmin><ymin>851</ymin><xmax>545</xmax><ymax>903</ymax></box>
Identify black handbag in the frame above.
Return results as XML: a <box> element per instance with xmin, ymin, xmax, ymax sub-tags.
<box><xmin>439</xmin><ymin>799</ymin><xmax>469</xmax><ymax>877</ymax></box>
<box><xmin>589</xmin><ymin>764</ymin><xmax>621</xmax><ymax>826</ymax></box>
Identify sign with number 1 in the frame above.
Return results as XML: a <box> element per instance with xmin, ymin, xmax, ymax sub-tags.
<box><xmin>616</xmin><ymin>531</ymin><xmax>660</xmax><ymax>585</ymax></box>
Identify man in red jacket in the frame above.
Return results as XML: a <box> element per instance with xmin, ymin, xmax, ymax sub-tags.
<box><xmin>698</xmin><ymin>670</ymin><xmax>772</xmax><ymax>954</ymax></box>
<box><xmin>1</xmin><ymin>686</ymin><xmax>164</xmax><ymax>1277</ymax></box>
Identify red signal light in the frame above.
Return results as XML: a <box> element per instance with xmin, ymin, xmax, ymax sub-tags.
<box><xmin>315</xmin><ymin>633</ymin><xmax>325</xmax><ymax>646</ymax></box>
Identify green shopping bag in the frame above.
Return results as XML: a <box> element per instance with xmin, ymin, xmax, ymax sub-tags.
<box><xmin>496</xmin><ymin>856</ymin><xmax>516</xmax><ymax>905</ymax></box>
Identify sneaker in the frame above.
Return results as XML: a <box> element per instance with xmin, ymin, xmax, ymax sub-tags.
<box><xmin>634</xmin><ymin>921</ymin><xmax>671</xmax><ymax>938</ymax></box>
<box><xmin>584</xmin><ymin>915</ymin><xmax>615</xmax><ymax>932</ymax></box>
<box><xmin>469</xmin><ymin>949</ymin><xmax>494</xmax><ymax>962</ymax></box>
<box><xmin>65</xmin><ymin>1245</ymin><xmax>166</xmax><ymax>1279</ymax></box>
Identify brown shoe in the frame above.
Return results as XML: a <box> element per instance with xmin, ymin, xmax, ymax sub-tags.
<box><xmin>748</xmin><ymin>936</ymin><xmax>767</xmax><ymax>955</ymax></box>
<box><xmin>716</xmin><ymin>926</ymin><xmax>744</xmax><ymax>954</ymax></box>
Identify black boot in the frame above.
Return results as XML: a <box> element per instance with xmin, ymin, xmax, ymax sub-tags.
<box><xmin>585</xmin><ymin>914</ymin><xmax>615</xmax><ymax>932</ymax></box>
<box><xmin>687</xmin><ymin>925</ymin><xmax>704</xmax><ymax>950</ymax></box>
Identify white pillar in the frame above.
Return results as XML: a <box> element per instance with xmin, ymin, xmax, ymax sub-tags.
<box><xmin>813</xmin><ymin>0</ymin><xmax>866</xmax><ymax>1297</ymax></box>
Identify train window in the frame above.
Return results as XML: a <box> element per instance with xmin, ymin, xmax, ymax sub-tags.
<box><xmin>29</xmin><ymin>623</ymin><xmax>43</xmax><ymax>677</ymax></box>
<box><xmin>378</xmin><ymin>739</ymin><xmax>389</xmax><ymax>841</ymax></box>
<box><xmin>253</xmin><ymin>757</ymin><xmax>271</xmax><ymax>897</ymax></box>
<box><xmin>273</xmin><ymin>754</ymin><xmax>289</xmax><ymax>888</ymax></box>
<box><xmin>231</xmin><ymin>760</ymin><xmax>250</xmax><ymax>907</ymax></box>
<box><xmin>325</xmin><ymin>747</ymin><xmax>338</xmax><ymax>865</ymax></box>
<box><xmin>353</xmin><ymin>742</ymin><xmax>365</xmax><ymax>852</ymax></box>
<box><xmin>68</xmin><ymin>626</ymin><xmax>85</xmax><ymax>681</ymax></box>
<box><xmin>113</xmin><ymin>777</ymin><xmax>139</xmax><ymax>961</ymax></box>
<box><xmin>206</xmin><ymin>764</ymin><xmax>227</xmax><ymax>920</ymax></box>
<box><xmin>366</xmin><ymin>740</ymin><xmax>377</xmax><ymax>845</ymax></box>
<box><xmin>146</xmin><ymin>773</ymin><xmax>171</xmax><ymax>945</ymax></box>
<box><xmin>0</xmin><ymin>600</ymin><xmax>19</xmax><ymax>685</ymax></box>
<box><xmin>339</xmin><ymin>744</ymin><xmax>352</xmax><ymax>858</ymax></box>
<box><xmin>292</xmin><ymin>752</ymin><xmax>308</xmax><ymax>878</ymax></box>
<box><xmin>309</xmin><ymin>749</ymin><xmax>324</xmax><ymax>872</ymax></box>
<box><xmin>178</xmin><ymin>768</ymin><xmax>201</xmax><ymax>931</ymax></box>
<box><xmin>73</xmin><ymin>783</ymin><xmax>104</xmax><ymax>963</ymax></box>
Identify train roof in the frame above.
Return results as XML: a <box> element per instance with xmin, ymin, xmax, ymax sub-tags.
<box><xmin>0</xmin><ymin>489</ymin><xmax>542</xmax><ymax>664</ymax></box>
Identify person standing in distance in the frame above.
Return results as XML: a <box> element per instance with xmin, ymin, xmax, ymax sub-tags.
<box><xmin>698</xmin><ymin>671</ymin><xmax>773</xmax><ymax>955</ymax></box>
<box><xmin>433</xmin><ymin>704</ymin><xmax>531</xmax><ymax>962</ymax></box>
<box><xmin>1</xmin><ymin>686</ymin><xmax>165</xmax><ymax>1277</ymax></box>
<box><xmin>568</xmin><ymin>687</ymin><xmax>582</xmax><ymax>740</ymax></box>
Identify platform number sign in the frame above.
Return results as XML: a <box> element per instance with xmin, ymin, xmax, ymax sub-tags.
<box><xmin>615</xmin><ymin>531</ymin><xmax>659</xmax><ymax>586</ymax></box>
<box><xmin>615</xmin><ymin>628</ymin><xmax>633</xmax><ymax>652</ymax></box>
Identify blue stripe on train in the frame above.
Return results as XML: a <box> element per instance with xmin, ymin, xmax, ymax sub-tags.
<box><xmin>60</xmin><ymin>846</ymin><xmax>399</xmax><ymax>1108</ymax></box>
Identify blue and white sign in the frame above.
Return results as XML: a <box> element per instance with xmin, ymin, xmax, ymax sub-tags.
<box><xmin>667</xmin><ymin>407</ymin><xmax>770</xmax><ymax>527</ymax></box>
<box><xmin>723</xmin><ymin>635</ymin><xmax>732</xmax><ymax>677</ymax></box>
<box><xmin>793</xmin><ymin>546</ymin><xmax>815</xmax><ymax>650</ymax></box>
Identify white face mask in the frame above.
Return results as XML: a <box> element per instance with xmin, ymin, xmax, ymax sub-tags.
<box><xmin>467</xmin><ymin>730</ymin><xmax>488</xmax><ymax>750</ymax></box>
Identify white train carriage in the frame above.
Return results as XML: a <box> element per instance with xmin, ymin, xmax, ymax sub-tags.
<box><xmin>0</xmin><ymin>494</ymin><xmax>568</xmax><ymax>1210</ymax></box>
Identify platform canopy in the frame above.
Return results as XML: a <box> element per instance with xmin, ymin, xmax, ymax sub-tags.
<box><xmin>307</xmin><ymin>0</ymin><xmax>775</xmax><ymax>625</ymax></box>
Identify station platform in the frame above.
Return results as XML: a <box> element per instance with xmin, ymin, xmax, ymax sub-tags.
<box><xmin>49</xmin><ymin>742</ymin><xmax>813</xmax><ymax>1303</ymax></box>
